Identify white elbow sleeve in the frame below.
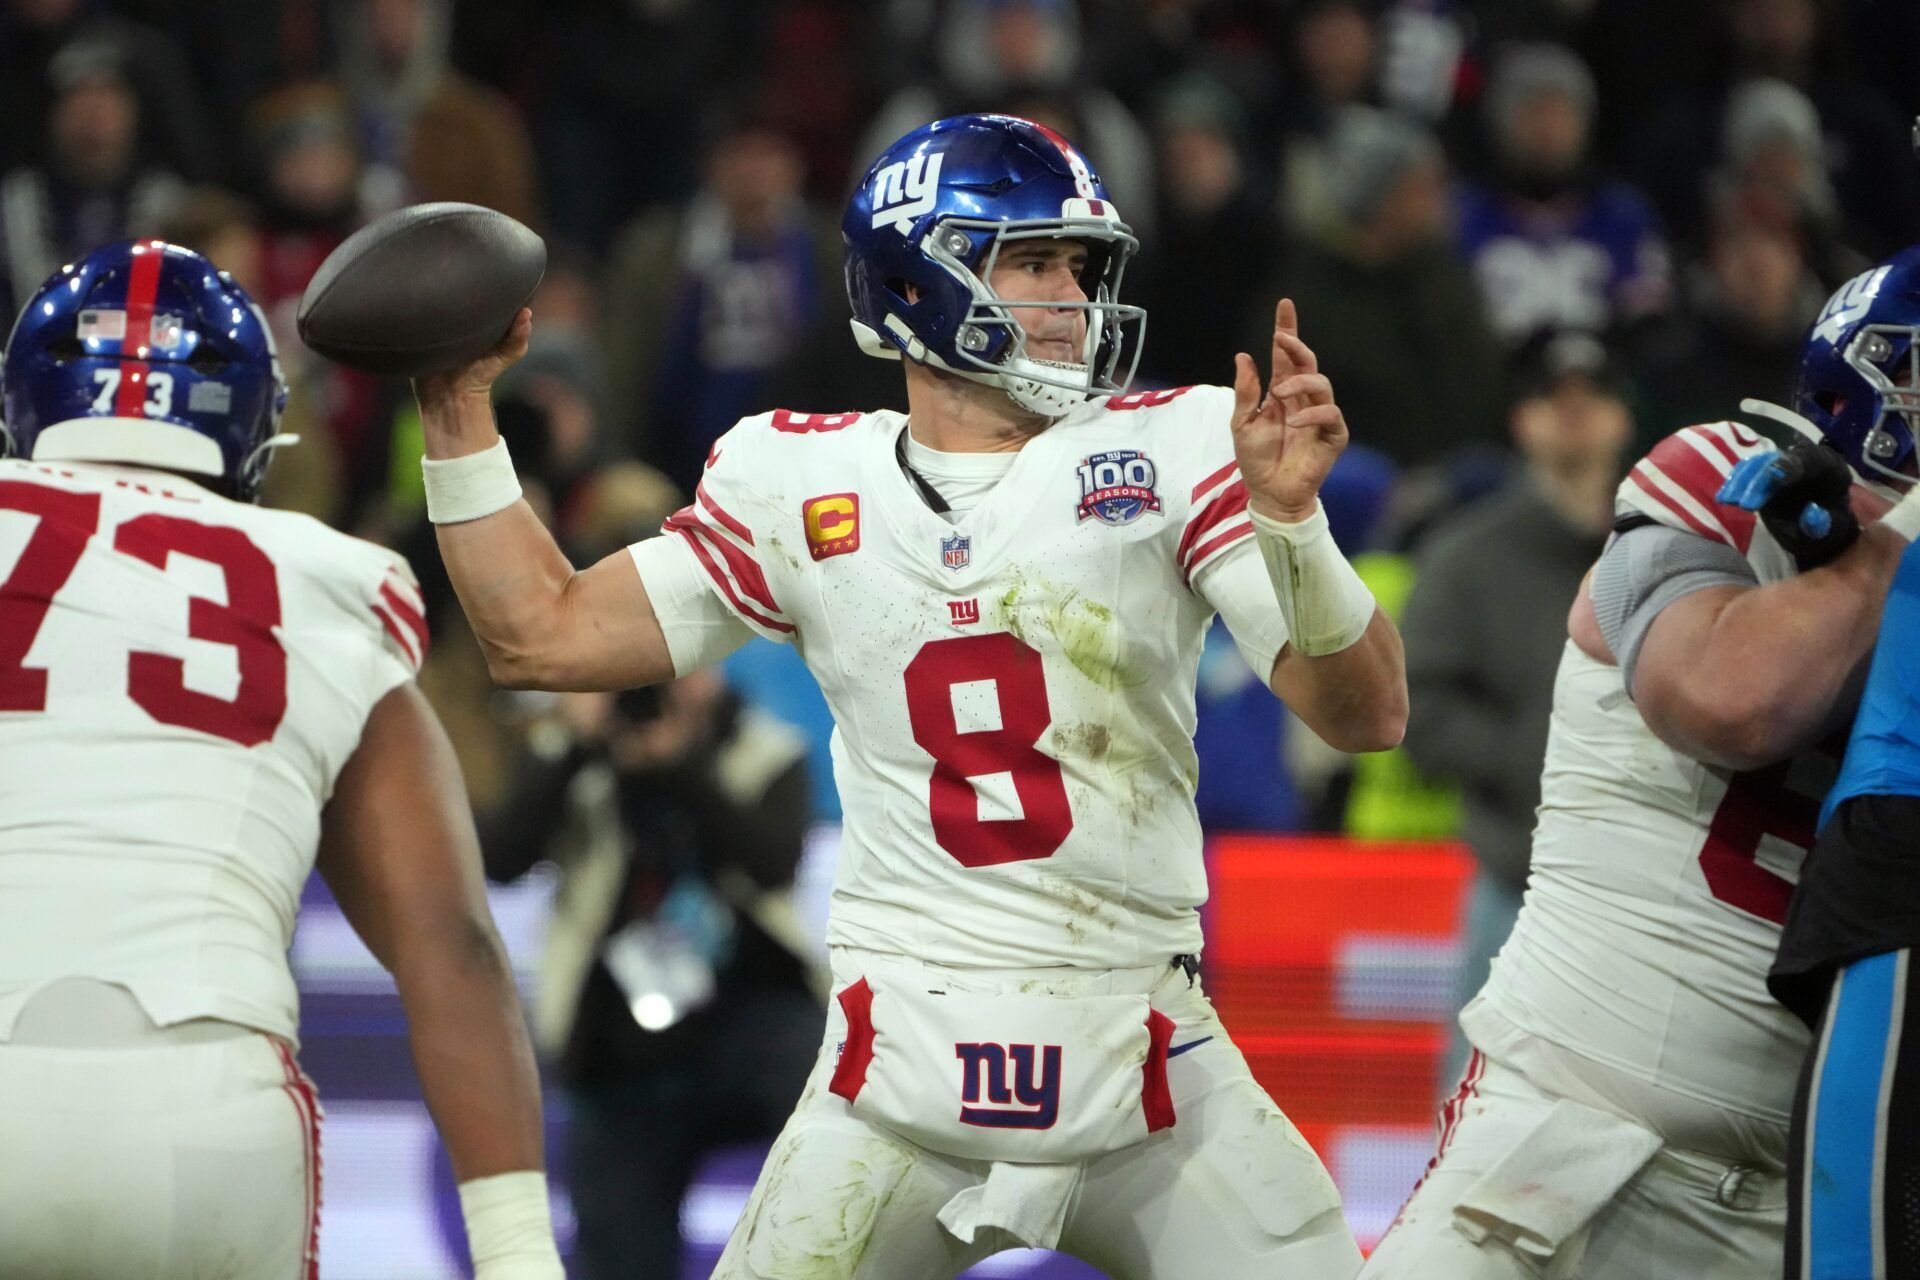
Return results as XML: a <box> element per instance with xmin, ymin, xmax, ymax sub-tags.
<box><xmin>458</xmin><ymin>1171</ymin><xmax>564</xmax><ymax>1280</ymax></box>
<box><xmin>1252</xmin><ymin>503</ymin><xmax>1375</xmax><ymax>656</ymax></box>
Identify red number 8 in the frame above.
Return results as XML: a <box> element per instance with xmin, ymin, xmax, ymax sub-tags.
<box><xmin>903</xmin><ymin>633</ymin><xmax>1074</xmax><ymax>868</ymax></box>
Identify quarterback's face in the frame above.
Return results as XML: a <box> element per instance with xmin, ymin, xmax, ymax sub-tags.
<box><xmin>986</xmin><ymin>240</ymin><xmax>1090</xmax><ymax>365</ymax></box>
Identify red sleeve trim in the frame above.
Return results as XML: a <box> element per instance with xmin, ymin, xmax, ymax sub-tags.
<box><xmin>1632</xmin><ymin>427</ymin><xmax>1757</xmax><ymax>551</ymax></box>
<box><xmin>1181</xmin><ymin>520</ymin><xmax>1255</xmax><ymax>584</ymax></box>
<box><xmin>695</xmin><ymin>480</ymin><xmax>755</xmax><ymax>546</ymax></box>
<box><xmin>377</xmin><ymin>580</ymin><xmax>430</xmax><ymax>661</ymax></box>
<box><xmin>1178</xmin><ymin>479</ymin><xmax>1249</xmax><ymax>567</ymax></box>
<box><xmin>1191</xmin><ymin>459</ymin><xmax>1238</xmax><ymax>502</ymax></box>
<box><xmin>370</xmin><ymin>602</ymin><xmax>422</xmax><ymax>669</ymax></box>
<box><xmin>1625</xmin><ymin>463</ymin><xmax>1735</xmax><ymax>547</ymax></box>
<box><xmin>663</xmin><ymin>513</ymin><xmax>795</xmax><ymax>634</ymax></box>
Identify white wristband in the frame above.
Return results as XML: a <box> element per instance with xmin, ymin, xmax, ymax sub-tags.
<box><xmin>422</xmin><ymin>437</ymin><xmax>523</xmax><ymax>524</ymax></box>
<box><xmin>458</xmin><ymin>1171</ymin><xmax>564</xmax><ymax>1280</ymax></box>
<box><xmin>1880</xmin><ymin>486</ymin><xmax>1920</xmax><ymax>543</ymax></box>
<box><xmin>1250</xmin><ymin>501</ymin><xmax>1376</xmax><ymax>656</ymax></box>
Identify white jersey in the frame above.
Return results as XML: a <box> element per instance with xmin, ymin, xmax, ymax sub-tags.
<box><xmin>647</xmin><ymin>387</ymin><xmax>1284</xmax><ymax>969</ymax></box>
<box><xmin>0</xmin><ymin>459</ymin><xmax>425</xmax><ymax>1044</ymax></box>
<box><xmin>1467</xmin><ymin>422</ymin><xmax>1831</xmax><ymax>1129</ymax></box>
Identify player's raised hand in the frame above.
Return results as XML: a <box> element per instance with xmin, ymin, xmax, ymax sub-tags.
<box><xmin>414</xmin><ymin>308</ymin><xmax>533</xmax><ymax>407</ymax></box>
<box><xmin>1231</xmin><ymin>298</ymin><xmax>1348</xmax><ymax>522</ymax></box>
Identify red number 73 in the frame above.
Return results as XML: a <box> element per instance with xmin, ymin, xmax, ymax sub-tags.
<box><xmin>0</xmin><ymin>479</ymin><xmax>287</xmax><ymax>746</ymax></box>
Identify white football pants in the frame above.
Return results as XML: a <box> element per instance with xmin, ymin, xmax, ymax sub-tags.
<box><xmin>1361</xmin><ymin>1052</ymin><xmax>1786</xmax><ymax>1280</ymax></box>
<box><xmin>0</xmin><ymin>1027</ymin><xmax>321</xmax><ymax>1278</ymax></box>
<box><xmin>711</xmin><ymin>947</ymin><xmax>1363</xmax><ymax>1280</ymax></box>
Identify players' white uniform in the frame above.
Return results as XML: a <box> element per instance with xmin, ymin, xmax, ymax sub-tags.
<box><xmin>630</xmin><ymin>388</ymin><xmax>1362</xmax><ymax>1278</ymax></box>
<box><xmin>0</xmin><ymin>458</ymin><xmax>426</xmax><ymax>1279</ymax></box>
<box><xmin>1363</xmin><ymin>423</ymin><xmax>1828</xmax><ymax>1280</ymax></box>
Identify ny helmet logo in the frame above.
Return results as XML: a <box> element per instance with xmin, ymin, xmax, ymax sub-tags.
<box><xmin>871</xmin><ymin>152</ymin><xmax>944</xmax><ymax>233</ymax></box>
<box><xmin>955</xmin><ymin>1042</ymin><xmax>1062</xmax><ymax>1129</ymax></box>
<box><xmin>1814</xmin><ymin>266</ymin><xmax>1893</xmax><ymax>345</ymax></box>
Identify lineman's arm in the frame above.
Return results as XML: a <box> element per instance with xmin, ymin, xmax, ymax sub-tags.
<box><xmin>317</xmin><ymin>682</ymin><xmax>562</xmax><ymax>1276</ymax></box>
<box><xmin>1627</xmin><ymin>524</ymin><xmax>1907</xmax><ymax>770</ymax></box>
<box><xmin>318</xmin><ymin>683</ymin><xmax>547</xmax><ymax>1180</ymax></box>
<box><xmin>417</xmin><ymin>311</ymin><xmax>675</xmax><ymax>692</ymax></box>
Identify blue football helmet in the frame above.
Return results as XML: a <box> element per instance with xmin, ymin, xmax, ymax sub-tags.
<box><xmin>843</xmin><ymin>114</ymin><xmax>1146</xmax><ymax>417</ymax></box>
<box><xmin>1785</xmin><ymin>246</ymin><xmax>1920</xmax><ymax>497</ymax></box>
<box><xmin>1</xmin><ymin>240</ymin><xmax>291</xmax><ymax>501</ymax></box>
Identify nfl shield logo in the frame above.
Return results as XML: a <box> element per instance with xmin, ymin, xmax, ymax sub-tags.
<box><xmin>941</xmin><ymin>533</ymin><xmax>971</xmax><ymax>571</ymax></box>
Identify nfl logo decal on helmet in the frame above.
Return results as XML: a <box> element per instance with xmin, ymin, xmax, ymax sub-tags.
<box><xmin>1076</xmin><ymin>450</ymin><xmax>1161</xmax><ymax>525</ymax></box>
<box><xmin>843</xmin><ymin>114</ymin><xmax>1147</xmax><ymax>419</ymax></box>
<box><xmin>1</xmin><ymin>239</ymin><xmax>292</xmax><ymax>501</ymax></box>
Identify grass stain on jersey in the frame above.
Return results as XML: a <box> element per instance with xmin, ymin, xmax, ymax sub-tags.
<box><xmin>994</xmin><ymin>573</ymin><xmax>1149</xmax><ymax>692</ymax></box>
<box><xmin>1051</xmin><ymin>721</ymin><xmax>1112</xmax><ymax>762</ymax></box>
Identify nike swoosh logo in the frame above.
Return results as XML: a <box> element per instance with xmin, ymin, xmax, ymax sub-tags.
<box><xmin>1166</xmin><ymin>1036</ymin><xmax>1214</xmax><ymax>1059</ymax></box>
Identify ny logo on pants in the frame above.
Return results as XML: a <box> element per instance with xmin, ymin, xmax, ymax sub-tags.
<box><xmin>955</xmin><ymin>1042</ymin><xmax>1062</xmax><ymax>1129</ymax></box>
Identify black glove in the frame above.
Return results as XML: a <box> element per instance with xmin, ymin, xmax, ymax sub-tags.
<box><xmin>1716</xmin><ymin>440</ymin><xmax>1860</xmax><ymax>569</ymax></box>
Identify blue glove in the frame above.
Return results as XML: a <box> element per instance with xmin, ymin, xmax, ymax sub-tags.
<box><xmin>1715</xmin><ymin>442</ymin><xmax>1858</xmax><ymax>568</ymax></box>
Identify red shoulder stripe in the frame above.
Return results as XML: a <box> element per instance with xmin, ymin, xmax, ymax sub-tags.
<box><xmin>1179</xmin><ymin>479</ymin><xmax>1249</xmax><ymax>567</ymax></box>
<box><xmin>695</xmin><ymin>480</ymin><xmax>754</xmax><ymax>546</ymax></box>
<box><xmin>370</xmin><ymin>601</ymin><xmax>421</xmax><ymax>668</ymax></box>
<box><xmin>378</xmin><ymin>580</ymin><xmax>430</xmax><ymax>660</ymax></box>
<box><xmin>663</xmin><ymin>510</ymin><xmax>794</xmax><ymax>633</ymax></box>
<box><xmin>1626</xmin><ymin>463</ymin><xmax>1731</xmax><ymax>546</ymax></box>
<box><xmin>1181</xmin><ymin>520</ymin><xmax>1254</xmax><ymax>584</ymax></box>
<box><xmin>1191</xmin><ymin>460</ymin><xmax>1238</xmax><ymax>503</ymax></box>
<box><xmin>1638</xmin><ymin>432</ymin><xmax>1756</xmax><ymax>552</ymax></box>
<box><xmin>1692</xmin><ymin>425</ymin><xmax>1743</xmax><ymax>467</ymax></box>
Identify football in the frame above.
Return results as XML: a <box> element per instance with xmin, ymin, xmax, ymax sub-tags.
<box><xmin>296</xmin><ymin>202</ymin><xmax>545</xmax><ymax>379</ymax></box>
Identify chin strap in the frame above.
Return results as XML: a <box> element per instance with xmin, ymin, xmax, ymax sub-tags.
<box><xmin>1740</xmin><ymin>399</ymin><xmax>1906</xmax><ymax>505</ymax></box>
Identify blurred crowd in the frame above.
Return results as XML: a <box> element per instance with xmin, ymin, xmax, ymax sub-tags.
<box><xmin>9</xmin><ymin>0</ymin><xmax>1918</xmax><ymax>952</ymax></box>
<box><xmin>8</xmin><ymin>0</ymin><xmax>1912</xmax><ymax>828</ymax></box>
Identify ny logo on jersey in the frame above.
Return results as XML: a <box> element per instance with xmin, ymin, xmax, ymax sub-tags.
<box><xmin>1076</xmin><ymin>450</ymin><xmax>1161</xmax><ymax>525</ymax></box>
<box><xmin>948</xmin><ymin>597</ymin><xmax>980</xmax><ymax>625</ymax></box>
<box><xmin>956</xmin><ymin>1042</ymin><xmax>1062</xmax><ymax>1129</ymax></box>
<box><xmin>1813</xmin><ymin>266</ymin><xmax>1892</xmax><ymax>345</ymax></box>
<box><xmin>871</xmin><ymin>152</ymin><xmax>944</xmax><ymax>233</ymax></box>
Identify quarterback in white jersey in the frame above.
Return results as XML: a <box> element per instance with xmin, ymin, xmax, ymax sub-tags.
<box><xmin>1364</xmin><ymin>263</ymin><xmax>1920</xmax><ymax>1280</ymax></box>
<box><xmin>0</xmin><ymin>241</ymin><xmax>562</xmax><ymax>1279</ymax></box>
<box><xmin>412</xmin><ymin>114</ymin><xmax>1407</xmax><ymax>1278</ymax></box>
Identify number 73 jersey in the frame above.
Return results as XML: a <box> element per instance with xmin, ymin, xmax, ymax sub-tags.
<box><xmin>655</xmin><ymin>389</ymin><xmax>1273</xmax><ymax>969</ymax></box>
<box><xmin>0</xmin><ymin>459</ymin><xmax>427</xmax><ymax>1044</ymax></box>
